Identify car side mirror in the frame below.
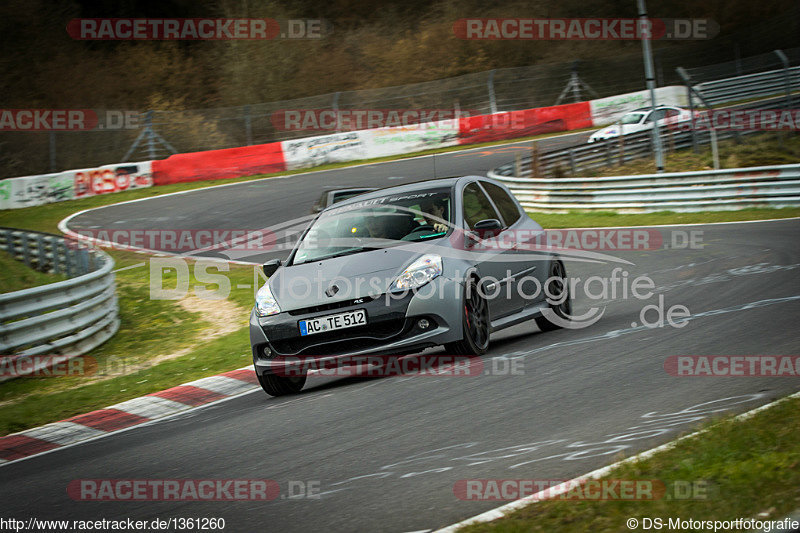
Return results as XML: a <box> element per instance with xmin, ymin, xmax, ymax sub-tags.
<box><xmin>262</xmin><ymin>259</ymin><xmax>282</xmax><ymax>277</ymax></box>
<box><xmin>473</xmin><ymin>218</ymin><xmax>503</xmax><ymax>238</ymax></box>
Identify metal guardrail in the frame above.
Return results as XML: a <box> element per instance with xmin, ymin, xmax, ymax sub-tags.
<box><xmin>488</xmin><ymin>163</ymin><xmax>800</xmax><ymax>212</ymax></box>
<box><xmin>492</xmin><ymin>95</ymin><xmax>795</xmax><ymax>181</ymax></box>
<box><xmin>0</xmin><ymin>228</ymin><xmax>118</xmax><ymax>380</ymax></box>
<box><xmin>695</xmin><ymin>66</ymin><xmax>800</xmax><ymax>106</ymax></box>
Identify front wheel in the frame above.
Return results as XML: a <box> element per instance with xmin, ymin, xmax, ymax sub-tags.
<box><xmin>445</xmin><ymin>278</ymin><xmax>490</xmax><ymax>356</ymax></box>
<box><xmin>257</xmin><ymin>370</ymin><xmax>306</xmax><ymax>397</ymax></box>
<box><xmin>534</xmin><ymin>259</ymin><xmax>572</xmax><ymax>332</ymax></box>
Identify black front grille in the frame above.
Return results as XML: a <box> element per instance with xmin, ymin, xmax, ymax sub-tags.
<box><xmin>270</xmin><ymin>318</ymin><xmax>407</xmax><ymax>356</ymax></box>
<box><xmin>288</xmin><ymin>295</ymin><xmax>378</xmax><ymax>316</ymax></box>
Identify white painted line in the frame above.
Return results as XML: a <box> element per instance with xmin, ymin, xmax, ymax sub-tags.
<box><xmin>434</xmin><ymin>390</ymin><xmax>800</xmax><ymax>532</ymax></box>
<box><xmin>107</xmin><ymin>396</ymin><xmax>191</xmax><ymax>419</ymax></box>
<box><xmin>20</xmin><ymin>422</ymin><xmax>105</xmax><ymax>446</ymax></box>
<box><xmin>112</xmin><ymin>262</ymin><xmax>146</xmax><ymax>273</ymax></box>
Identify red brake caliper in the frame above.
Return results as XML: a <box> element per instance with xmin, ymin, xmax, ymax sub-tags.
<box><xmin>464</xmin><ymin>305</ymin><xmax>471</xmax><ymax>328</ymax></box>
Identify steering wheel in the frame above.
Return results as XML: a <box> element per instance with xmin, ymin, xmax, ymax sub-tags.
<box><xmin>407</xmin><ymin>224</ymin><xmax>435</xmax><ymax>235</ymax></box>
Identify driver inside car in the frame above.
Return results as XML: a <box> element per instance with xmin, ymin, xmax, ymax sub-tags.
<box><xmin>419</xmin><ymin>197</ymin><xmax>449</xmax><ymax>233</ymax></box>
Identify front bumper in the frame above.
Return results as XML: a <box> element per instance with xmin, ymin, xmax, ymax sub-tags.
<box><xmin>249</xmin><ymin>277</ymin><xmax>464</xmax><ymax>375</ymax></box>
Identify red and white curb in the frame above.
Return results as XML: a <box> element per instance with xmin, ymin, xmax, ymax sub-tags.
<box><xmin>0</xmin><ymin>367</ymin><xmax>259</xmax><ymax>464</ymax></box>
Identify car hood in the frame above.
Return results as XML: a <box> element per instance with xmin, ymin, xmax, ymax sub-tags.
<box><xmin>268</xmin><ymin>246</ymin><xmax>426</xmax><ymax>310</ymax></box>
<box><xmin>590</xmin><ymin>125</ymin><xmax>620</xmax><ymax>139</ymax></box>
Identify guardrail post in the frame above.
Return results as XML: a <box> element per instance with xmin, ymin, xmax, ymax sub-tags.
<box><xmin>65</xmin><ymin>243</ymin><xmax>74</xmax><ymax>278</ymax></box>
<box><xmin>21</xmin><ymin>233</ymin><xmax>30</xmax><ymax>267</ymax></box>
<box><xmin>531</xmin><ymin>143</ymin><xmax>541</xmax><ymax>178</ymax></box>
<box><xmin>618</xmin><ymin>133</ymin><xmax>625</xmax><ymax>165</ymax></box>
<box><xmin>37</xmin><ymin>234</ymin><xmax>46</xmax><ymax>271</ymax></box>
<box><xmin>79</xmin><ymin>249</ymin><xmax>89</xmax><ymax>275</ymax></box>
<box><xmin>605</xmin><ymin>139</ymin><xmax>613</xmax><ymax>167</ymax></box>
<box><xmin>568</xmin><ymin>149</ymin><xmax>577</xmax><ymax>175</ymax></box>
<box><xmin>515</xmin><ymin>153</ymin><xmax>522</xmax><ymax>178</ymax></box>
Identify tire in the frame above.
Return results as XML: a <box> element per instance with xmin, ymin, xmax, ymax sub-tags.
<box><xmin>445</xmin><ymin>277</ymin><xmax>490</xmax><ymax>356</ymax></box>
<box><xmin>534</xmin><ymin>259</ymin><xmax>572</xmax><ymax>332</ymax></box>
<box><xmin>257</xmin><ymin>370</ymin><xmax>307</xmax><ymax>397</ymax></box>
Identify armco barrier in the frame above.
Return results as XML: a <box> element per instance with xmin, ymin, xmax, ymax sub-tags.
<box><xmin>151</xmin><ymin>141</ymin><xmax>286</xmax><ymax>185</ymax></box>
<box><xmin>0</xmin><ymin>228</ymin><xmax>118</xmax><ymax>381</ymax></box>
<box><xmin>487</xmin><ymin>164</ymin><xmax>800</xmax><ymax>212</ymax></box>
<box><xmin>695</xmin><ymin>66</ymin><xmax>800</xmax><ymax>106</ymax></box>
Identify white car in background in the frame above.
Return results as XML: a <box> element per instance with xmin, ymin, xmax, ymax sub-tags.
<box><xmin>587</xmin><ymin>106</ymin><xmax>691</xmax><ymax>143</ymax></box>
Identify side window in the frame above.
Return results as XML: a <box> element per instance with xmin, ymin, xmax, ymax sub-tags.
<box><xmin>646</xmin><ymin>109</ymin><xmax>668</xmax><ymax>122</ymax></box>
<box><xmin>462</xmin><ymin>182</ymin><xmax>500</xmax><ymax>229</ymax></box>
<box><xmin>481</xmin><ymin>182</ymin><xmax>521</xmax><ymax>226</ymax></box>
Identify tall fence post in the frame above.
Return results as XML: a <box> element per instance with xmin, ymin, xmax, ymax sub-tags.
<box><xmin>685</xmin><ymin>79</ymin><xmax>699</xmax><ymax>153</ymax></box>
<box><xmin>677</xmin><ymin>67</ymin><xmax>719</xmax><ymax>169</ymax></box>
<box><xmin>332</xmin><ymin>92</ymin><xmax>341</xmax><ymax>133</ymax></box>
<box><xmin>244</xmin><ymin>105</ymin><xmax>253</xmax><ymax>146</ymax></box>
<box><xmin>487</xmin><ymin>70</ymin><xmax>498</xmax><ymax>114</ymax></box>
<box><xmin>773</xmin><ymin>49</ymin><xmax>792</xmax><ymax>110</ymax></box>
<box><xmin>49</xmin><ymin>132</ymin><xmax>56</xmax><ymax>172</ymax></box>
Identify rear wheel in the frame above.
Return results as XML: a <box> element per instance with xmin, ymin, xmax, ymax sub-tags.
<box><xmin>257</xmin><ymin>370</ymin><xmax>306</xmax><ymax>397</ymax></box>
<box><xmin>445</xmin><ymin>278</ymin><xmax>490</xmax><ymax>356</ymax></box>
<box><xmin>534</xmin><ymin>259</ymin><xmax>571</xmax><ymax>332</ymax></box>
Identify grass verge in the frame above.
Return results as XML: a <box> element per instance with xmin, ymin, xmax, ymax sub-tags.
<box><xmin>577</xmin><ymin>132</ymin><xmax>800</xmax><ymax>176</ymax></box>
<box><xmin>0</xmin><ymin>251</ymin><xmax>67</xmax><ymax>292</ymax></box>
<box><xmin>459</xmin><ymin>394</ymin><xmax>800</xmax><ymax>532</ymax></box>
<box><xmin>0</xmin><ymin>250</ymin><xmax>260</xmax><ymax>436</ymax></box>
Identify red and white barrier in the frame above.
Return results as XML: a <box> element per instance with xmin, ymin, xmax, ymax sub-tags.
<box><xmin>0</xmin><ymin>162</ymin><xmax>152</xmax><ymax>210</ymax></box>
<box><xmin>0</xmin><ymin>87</ymin><xmax>690</xmax><ymax>209</ymax></box>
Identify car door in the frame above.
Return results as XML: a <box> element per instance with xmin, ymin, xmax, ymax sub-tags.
<box><xmin>461</xmin><ymin>181</ymin><xmax>520</xmax><ymax>319</ymax></box>
<box><xmin>479</xmin><ymin>180</ymin><xmax>540</xmax><ymax>313</ymax></box>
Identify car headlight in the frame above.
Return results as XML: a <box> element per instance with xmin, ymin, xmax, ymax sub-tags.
<box><xmin>255</xmin><ymin>283</ymin><xmax>281</xmax><ymax>317</ymax></box>
<box><xmin>391</xmin><ymin>254</ymin><xmax>442</xmax><ymax>291</ymax></box>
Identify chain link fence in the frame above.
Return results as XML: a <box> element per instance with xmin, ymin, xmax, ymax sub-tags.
<box><xmin>2</xmin><ymin>26</ymin><xmax>799</xmax><ymax>178</ymax></box>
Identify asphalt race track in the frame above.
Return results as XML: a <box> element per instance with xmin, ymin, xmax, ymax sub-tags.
<box><xmin>3</xmin><ymin>133</ymin><xmax>800</xmax><ymax>532</ymax></box>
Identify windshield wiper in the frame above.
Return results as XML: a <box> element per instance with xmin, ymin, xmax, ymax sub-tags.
<box><xmin>294</xmin><ymin>246</ymin><xmax>378</xmax><ymax>265</ymax></box>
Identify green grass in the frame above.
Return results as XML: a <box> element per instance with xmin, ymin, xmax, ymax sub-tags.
<box><xmin>526</xmin><ymin>207</ymin><xmax>800</xmax><ymax>228</ymax></box>
<box><xmin>0</xmin><ymin>251</ymin><xmax>67</xmax><ymax>293</ymax></box>
<box><xmin>0</xmin><ymin>250</ymin><xmax>261</xmax><ymax>435</ymax></box>
<box><xmin>459</xmin><ymin>395</ymin><xmax>800</xmax><ymax>532</ymax></box>
<box><xmin>576</xmin><ymin>132</ymin><xmax>800</xmax><ymax>177</ymax></box>
<box><xmin>0</xmin><ymin>329</ymin><xmax>253</xmax><ymax>435</ymax></box>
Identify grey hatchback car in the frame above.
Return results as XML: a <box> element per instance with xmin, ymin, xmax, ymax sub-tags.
<box><xmin>249</xmin><ymin>176</ymin><xmax>571</xmax><ymax>396</ymax></box>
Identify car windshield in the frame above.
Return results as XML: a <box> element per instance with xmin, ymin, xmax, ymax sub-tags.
<box><xmin>331</xmin><ymin>190</ymin><xmax>370</xmax><ymax>204</ymax></box>
<box><xmin>619</xmin><ymin>112</ymin><xmax>645</xmax><ymax>125</ymax></box>
<box><xmin>292</xmin><ymin>188</ymin><xmax>452</xmax><ymax>265</ymax></box>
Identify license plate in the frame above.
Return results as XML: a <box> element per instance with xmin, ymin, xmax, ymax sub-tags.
<box><xmin>299</xmin><ymin>309</ymin><xmax>367</xmax><ymax>336</ymax></box>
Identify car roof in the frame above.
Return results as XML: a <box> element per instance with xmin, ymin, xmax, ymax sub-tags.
<box><xmin>328</xmin><ymin>187</ymin><xmax>377</xmax><ymax>194</ymax></box>
<box><xmin>631</xmin><ymin>105</ymin><xmax>680</xmax><ymax>112</ymax></box>
<box><xmin>328</xmin><ymin>176</ymin><xmax>472</xmax><ymax>208</ymax></box>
